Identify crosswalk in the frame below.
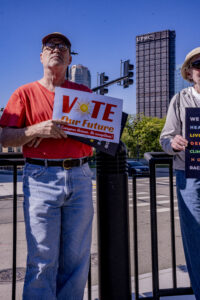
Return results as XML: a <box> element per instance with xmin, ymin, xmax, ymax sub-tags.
<box><xmin>129</xmin><ymin>177</ymin><xmax>179</xmax><ymax>216</ymax></box>
<box><xmin>92</xmin><ymin>177</ymin><xmax>180</xmax><ymax>218</ymax></box>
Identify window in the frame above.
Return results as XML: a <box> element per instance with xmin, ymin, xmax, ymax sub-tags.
<box><xmin>155</xmin><ymin>40</ymin><xmax>161</xmax><ymax>48</ymax></box>
<box><xmin>150</xmin><ymin>65</ymin><xmax>155</xmax><ymax>71</ymax></box>
<box><xmin>139</xmin><ymin>61</ymin><xmax>144</xmax><ymax>67</ymax></box>
<box><xmin>150</xmin><ymin>49</ymin><xmax>156</xmax><ymax>55</ymax></box>
<box><xmin>161</xmin><ymin>40</ymin><xmax>167</xmax><ymax>47</ymax></box>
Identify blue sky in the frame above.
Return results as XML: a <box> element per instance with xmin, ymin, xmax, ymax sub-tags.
<box><xmin>1</xmin><ymin>0</ymin><xmax>200</xmax><ymax>114</ymax></box>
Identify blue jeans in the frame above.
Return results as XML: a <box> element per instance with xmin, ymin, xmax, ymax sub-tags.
<box><xmin>176</xmin><ymin>170</ymin><xmax>200</xmax><ymax>300</ymax></box>
<box><xmin>22</xmin><ymin>162</ymin><xmax>94</xmax><ymax>300</ymax></box>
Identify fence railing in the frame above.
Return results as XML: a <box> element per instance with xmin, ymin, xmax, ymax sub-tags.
<box><xmin>138</xmin><ymin>152</ymin><xmax>193</xmax><ymax>300</ymax></box>
<box><xmin>0</xmin><ymin>153</ymin><xmax>24</xmax><ymax>300</ymax></box>
<box><xmin>0</xmin><ymin>152</ymin><xmax>194</xmax><ymax>300</ymax></box>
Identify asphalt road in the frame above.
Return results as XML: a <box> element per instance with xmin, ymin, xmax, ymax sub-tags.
<box><xmin>0</xmin><ymin>171</ymin><xmax>186</xmax><ymax>296</ymax></box>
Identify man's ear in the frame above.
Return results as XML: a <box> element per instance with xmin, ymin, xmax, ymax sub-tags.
<box><xmin>69</xmin><ymin>55</ymin><xmax>72</xmax><ymax>65</ymax></box>
<box><xmin>40</xmin><ymin>52</ymin><xmax>43</xmax><ymax>64</ymax></box>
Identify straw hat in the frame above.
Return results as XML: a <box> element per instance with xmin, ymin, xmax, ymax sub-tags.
<box><xmin>181</xmin><ymin>47</ymin><xmax>200</xmax><ymax>82</ymax></box>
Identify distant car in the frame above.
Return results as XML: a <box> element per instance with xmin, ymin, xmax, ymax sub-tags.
<box><xmin>127</xmin><ymin>160</ymin><xmax>149</xmax><ymax>176</ymax></box>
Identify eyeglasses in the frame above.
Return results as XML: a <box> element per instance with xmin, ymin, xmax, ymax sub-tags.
<box><xmin>43</xmin><ymin>42</ymin><xmax>69</xmax><ymax>52</ymax></box>
<box><xmin>190</xmin><ymin>60</ymin><xmax>200</xmax><ymax>69</ymax></box>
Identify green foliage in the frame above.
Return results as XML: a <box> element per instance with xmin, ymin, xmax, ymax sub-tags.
<box><xmin>121</xmin><ymin>114</ymin><xmax>166</xmax><ymax>158</ymax></box>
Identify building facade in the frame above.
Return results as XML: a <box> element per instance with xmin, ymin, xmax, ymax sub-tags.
<box><xmin>0</xmin><ymin>108</ymin><xmax>22</xmax><ymax>153</ymax></box>
<box><xmin>69</xmin><ymin>64</ymin><xmax>91</xmax><ymax>88</ymax></box>
<box><xmin>175</xmin><ymin>64</ymin><xmax>192</xmax><ymax>94</ymax></box>
<box><xmin>136</xmin><ymin>30</ymin><xmax>176</xmax><ymax>118</ymax></box>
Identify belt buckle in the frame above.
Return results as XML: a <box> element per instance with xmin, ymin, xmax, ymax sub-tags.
<box><xmin>63</xmin><ymin>158</ymin><xmax>71</xmax><ymax>170</ymax></box>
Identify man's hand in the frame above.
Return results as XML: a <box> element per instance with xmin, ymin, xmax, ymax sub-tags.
<box><xmin>31</xmin><ymin>120</ymin><xmax>68</xmax><ymax>139</ymax></box>
<box><xmin>171</xmin><ymin>135</ymin><xmax>188</xmax><ymax>151</ymax></box>
<box><xmin>25</xmin><ymin>119</ymin><xmax>68</xmax><ymax>148</ymax></box>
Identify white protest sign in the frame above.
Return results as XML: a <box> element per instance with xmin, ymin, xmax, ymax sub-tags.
<box><xmin>52</xmin><ymin>87</ymin><xmax>123</xmax><ymax>143</ymax></box>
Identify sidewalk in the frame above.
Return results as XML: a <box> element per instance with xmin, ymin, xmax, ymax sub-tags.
<box><xmin>83</xmin><ymin>268</ymin><xmax>195</xmax><ymax>299</ymax></box>
<box><xmin>0</xmin><ymin>267</ymin><xmax>195</xmax><ymax>300</ymax></box>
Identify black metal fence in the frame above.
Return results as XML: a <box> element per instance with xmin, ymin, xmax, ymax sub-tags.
<box><xmin>138</xmin><ymin>152</ymin><xmax>193</xmax><ymax>300</ymax></box>
<box><xmin>0</xmin><ymin>152</ymin><xmax>194</xmax><ymax>300</ymax></box>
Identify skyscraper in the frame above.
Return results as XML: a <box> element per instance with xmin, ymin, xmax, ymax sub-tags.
<box><xmin>136</xmin><ymin>30</ymin><xmax>176</xmax><ymax>118</ymax></box>
<box><xmin>69</xmin><ymin>64</ymin><xmax>91</xmax><ymax>88</ymax></box>
<box><xmin>175</xmin><ymin>64</ymin><xmax>192</xmax><ymax>94</ymax></box>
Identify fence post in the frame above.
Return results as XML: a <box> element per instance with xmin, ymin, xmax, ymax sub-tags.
<box><xmin>149</xmin><ymin>159</ymin><xmax>160</xmax><ymax>300</ymax></box>
<box><xmin>96</xmin><ymin>142</ymin><xmax>132</xmax><ymax>300</ymax></box>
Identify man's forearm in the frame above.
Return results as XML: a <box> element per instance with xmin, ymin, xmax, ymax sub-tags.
<box><xmin>0</xmin><ymin>127</ymin><xmax>36</xmax><ymax>147</ymax></box>
<box><xmin>0</xmin><ymin>119</ymin><xmax>68</xmax><ymax>148</ymax></box>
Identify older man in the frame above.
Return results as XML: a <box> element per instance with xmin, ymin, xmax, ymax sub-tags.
<box><xmin>0</xmin><ymin>32</ymin><xmax>94</xmax><ymax>300</ymax></box>
<box><xmin>160</xmin><ymin>47</ymin><xmax>200</xmax><ymax>299</ymax></box>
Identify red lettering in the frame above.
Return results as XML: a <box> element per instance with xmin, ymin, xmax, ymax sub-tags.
<box><xmin>62</xmin><ymin>96</ymin><xmax>78</xmax><ymax>113</ymax></box>
<box><xmin>91</xmin><ymin>101</ymin><xmax>105</xmax><ymax>118</ymax></box>
<box><xmin>102</xmin><ymin>104</ymin><xmax>117</xmax><ymax>122</ymax></box>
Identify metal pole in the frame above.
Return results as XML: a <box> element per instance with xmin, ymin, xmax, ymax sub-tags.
<box><xmin>92</xmin><ymin>74</ymin><xmax>129</xmax><ymax>92</ymax></box>
<box><xmin>88</xmin><ymin>258</ymin><xmax>92</xmax><ymax>300</ymax></box>
<box><xmin>169</xmin><ymin>161</ymin><xmax>177</xmax><ymax>289</ymax></box>
<box><xmin>133</xmin><ymin>175</ymin><xmax>139</xmax><ymax>300</ymax></box>
<box><xmin>12</xmin><ymin>163</ymin><xmax>17</xmax><ymax>300</ymax></box>
<box><xmin>149</xmin><ymin>160</ymin><xmax>159</xmax><ymax>300</ymax></box>
<box><xmin>96</xmin><ymin>142</ymin><xmax>132</xmax><ymax>300</ymax></box>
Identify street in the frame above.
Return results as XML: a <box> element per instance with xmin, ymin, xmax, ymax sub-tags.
<box><xmin>0</xmin><ymin>171</ymin><xmax>188</xmax><ymax>299</ymax></box>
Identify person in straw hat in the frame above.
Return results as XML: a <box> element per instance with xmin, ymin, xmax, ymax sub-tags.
<box><xmin>160</xmin><ymin>47</ymin><xmax>200</xmax><ymax>299</ymax></box>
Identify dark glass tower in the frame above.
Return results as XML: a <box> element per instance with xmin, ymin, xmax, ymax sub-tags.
<box><xmin>136</xmin><ymin>30</ymin><xmax>176</xmax><ymax>118</ymax></box>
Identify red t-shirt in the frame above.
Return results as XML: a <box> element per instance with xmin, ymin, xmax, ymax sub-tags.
<box><xmin>0</xmin><ymin>81</ymin><xmax>93</xmax><ymax>159</ymax></box>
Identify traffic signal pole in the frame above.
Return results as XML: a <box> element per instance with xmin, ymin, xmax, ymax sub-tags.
<box><xmin>92</xmin><ymin>74</ymin><xmax>130</xmax><ymax>92</ymax></box>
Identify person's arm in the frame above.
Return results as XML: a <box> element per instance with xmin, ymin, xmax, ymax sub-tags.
<box><xmin>1</xmin><ymin>119</ymin><xmax>68</xmax><ymax>148</ymax></box>
<box><xmin>160</xmin><ymin>93</ymin><xmax>188</xmax><ymax>154</ymax></box>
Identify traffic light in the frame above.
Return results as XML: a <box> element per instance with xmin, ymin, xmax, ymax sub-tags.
<box><xmin>100</xmin><ymin>72</ymin><xmax>109</xmax><ymax>95</ymax></box>
<box><xmin>123</xmin><ymin>60</ymin><xmax>134</xmax><ymax>88</ymax></box>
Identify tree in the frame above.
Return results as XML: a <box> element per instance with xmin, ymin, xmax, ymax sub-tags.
<box><xmin>121</xmin><ymin>114</ymin><xmax>166</xmax><ymax>158</ymax></box>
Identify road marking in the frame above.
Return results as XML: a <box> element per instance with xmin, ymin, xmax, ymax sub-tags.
<box><xmin>155</xmin><ymin>207</ymin><xmax>178</xmax><ymax>213</ymax></box>
<box><xmin>137</xmin><ymin>203</ymin><xmax>149</xmax><ymax>207</ymax></box>
<box><xmin>137</xmin><ymin>195</ymin><xmax>167</xmax><ymax>200</ymax></box>
<box><xmin>129</xmin><ymin>199</ymin><xmax>178</xmax><ymax>208</ymax></box>
<box><xmin>157</xmin><ymin>200</ymin><xmax>177</xmax><ymax>204</ymax></box>
<box><xmin>137</xmin><ymin>192</ymin><xmax>149</xmax><ymax>195</ymax></box>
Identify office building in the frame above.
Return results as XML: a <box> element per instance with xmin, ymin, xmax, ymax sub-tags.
<box><xmin>175</xmin><ymin>64</ymin><xmax>192</xmax><ymax>94</ymax></box>
<box><xmin>136</xmin><ymin>30</ymin><xmax>176</xmax><ymax>118</ymax></box>
<box><xmin>69</xmin><ymin>64</ymin><xmax>91</xmax><ymax>88</ymax></box>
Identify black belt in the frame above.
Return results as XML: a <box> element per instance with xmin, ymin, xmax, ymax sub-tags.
<box><xmin>26</xmin><ymin>157</ymin><xmax>88</xmax><ymax>170</ymax></box>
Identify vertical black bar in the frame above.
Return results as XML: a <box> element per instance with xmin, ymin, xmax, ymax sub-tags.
<box><xmin>88</xmin><ymin>257</ymin><xmax>92</xmax><ymax>300</ymax></box>
<box><xmin>12</xmin><ymin>164</ymin><xmax>17</xmax><ymax>300</ymax></box>
<box><xmin>96</xmin><ymin>146</ymin><xmax>132</xmax><ymax>300</ymax></box>
<box><xmin>169</xmin><ymin>161</ymin><xmax>177</xmax><ymax>289</ymax></box>
<box><xmin>149</xmin><ymin>160</ymin><xmax>159</xmax><ymax>300</ymax></box>
<box><xmin>133</xmin><ymin>175</ymin><xmax>139</xmax><ymax>300</ymax></box>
